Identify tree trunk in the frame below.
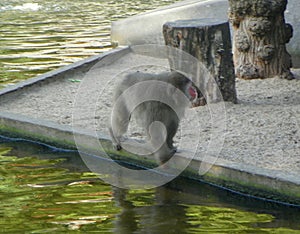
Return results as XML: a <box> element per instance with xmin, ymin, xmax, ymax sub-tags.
<box><xmin>163</xmin><ymin>19</ymin><xmax>237</xmax><ymax>103</ymax></box>
<box><xmin>228</xmin><ymin>0</ymin><xmax>294</xmax><ymax>79</ymax></box>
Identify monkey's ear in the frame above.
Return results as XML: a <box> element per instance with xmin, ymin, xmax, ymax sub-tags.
<box><xmin>166</xmin><ymin>84</ymin><xmax>177</xmax><ymax>99</ymax></box>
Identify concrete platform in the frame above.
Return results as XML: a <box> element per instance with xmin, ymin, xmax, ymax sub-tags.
<box><xmin>0</xmin><ymin>46</ymin><xmax>300</xmax><ymax>205</ymax></box>
<box><xmin>111</xmin><ymin>0</ymin><xmax>300</xmax><ymax>67</ymax></box>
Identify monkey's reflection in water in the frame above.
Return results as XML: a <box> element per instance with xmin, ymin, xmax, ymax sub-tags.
<box><xmin>112</xmin><ymin>186</ymin><xmax>188</xmax><ymax>233</ymax></box>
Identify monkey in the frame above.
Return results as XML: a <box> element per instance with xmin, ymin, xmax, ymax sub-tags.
<box><xmin>109</xmin><ymin>71</ymin><xmax>198</xmax><ymax>164</ymax></box>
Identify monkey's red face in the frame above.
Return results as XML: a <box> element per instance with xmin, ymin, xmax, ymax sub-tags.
<box><xmin>188</xmin><ymin>85</ymin><xmax>198</xmax><ymax>101</ymax></box>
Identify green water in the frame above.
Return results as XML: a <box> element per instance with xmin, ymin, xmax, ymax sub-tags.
<box><xmin>1</xmin><ymin>1</ymin><xmax>300</xmax><ymax>233</ymax></box>
<box><xmin>0</xmin><ymin>0</ymin><xmax>180</xmax><ymax>88</ymax></box>
<box><xmin>0</xmin><ymin>137</ymin><xmax>300</xmax><ymax>233</ymax></box>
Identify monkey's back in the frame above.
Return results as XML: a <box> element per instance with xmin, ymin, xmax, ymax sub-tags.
<box><xmin>114</xmin><ymin>71</ymin><xmax>171</xmax><ymax>98</ymax></box>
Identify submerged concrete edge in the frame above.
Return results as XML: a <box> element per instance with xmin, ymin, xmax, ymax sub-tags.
<box><xmin>0</xmin><ymin>111</ymin><xmax>299</xmax><ymax>205</ymax></box>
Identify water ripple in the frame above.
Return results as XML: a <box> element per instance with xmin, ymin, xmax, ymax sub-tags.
<box><xmin>0</xmin><ymin>0</ymin><xmax>180</xmax><ymax>88</ymax></box>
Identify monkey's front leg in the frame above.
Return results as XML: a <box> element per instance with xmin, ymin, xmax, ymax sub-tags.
<box><xmin>148</xmin><ymin>122</ymin><xmax>175</xmax><ymax>164</ymax></box>
<box><xmin>154</xmin><ymin>144</ymin><xmax>176</xmax><ymax>165</ymax></box>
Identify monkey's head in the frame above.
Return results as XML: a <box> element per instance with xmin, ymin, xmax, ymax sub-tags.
<box><xmin>168</xmin><ymin>71</ymin><xmax>198</xmax><ymax>102</ymax></box>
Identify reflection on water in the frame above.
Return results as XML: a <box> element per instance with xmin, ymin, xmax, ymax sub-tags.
<box><xmin>0</xmin><ymin>0</ymin><xmax>180</xmax><ymax>88</ymax></box>
<box><xmin>0</xmin><ymin>137</ymin><xmax>300</xmax><ymax>233</ymax></box>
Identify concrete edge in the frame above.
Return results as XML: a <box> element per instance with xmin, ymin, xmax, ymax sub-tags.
<box><xmin>0</xmin><ymin>46</ymin><xmax>130</xmax><ymax>96</ymax></box>
<box><xmin>0</xmin><ymin>111</ymin><xmax>299</xmax><ymax>205</ymax></box>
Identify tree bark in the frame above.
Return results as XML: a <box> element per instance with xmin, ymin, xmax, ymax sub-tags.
<box><xmin>163</xmin><ymin>19</ymin><xmax>237</xmax><ymax>103</ymax></box>
<box><xmin>228</xmin><ymin>0</ymin><xmax>294</xmax><ymax>79</ymax></box>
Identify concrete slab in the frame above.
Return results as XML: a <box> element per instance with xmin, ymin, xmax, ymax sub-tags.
<box><xmin>111</xmin><ymin>0</ymin><xmax>300</xmax><ymax>67</ymax></box>
<box><xmin>0</xmin><ymin>46</ymin><xmax>300</xmax><ymax>204</ymax></box>
<box><xmin>111</xmin><ymin>0</ymin><xmax>228</xmax><ymax>45</ymax></box>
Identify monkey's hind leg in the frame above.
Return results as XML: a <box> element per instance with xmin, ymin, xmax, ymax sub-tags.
<box><xmin>109</xmin><ymin>108</ymin><xmax>130</xmax><ymax>151</ymax></box>
<box><xmin>109</xmin><ymin>127</ymin><xmax>122</xmax><ymax>151</ymax></box>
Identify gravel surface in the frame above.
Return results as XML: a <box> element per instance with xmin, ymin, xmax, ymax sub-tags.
<box><xmin>0</xmin><ymin>50</ymin><xmax>299</xmax><ymax>174</ymax></box>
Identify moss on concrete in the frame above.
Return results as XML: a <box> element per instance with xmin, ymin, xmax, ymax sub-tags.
<box><xmin>0</xmin><ymin>124</ymin><xmax>76</xmax><ymax>150</ymax></box>
<box><xmin>183</xmin><ymin>165</ymin><xmax>300</xmax><ymax>205</ymax></box>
